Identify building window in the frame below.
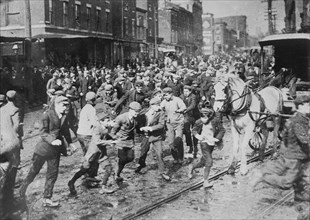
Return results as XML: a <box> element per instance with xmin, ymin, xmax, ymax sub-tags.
<box><xmin>96</xmin><ymin>9</ymin><xmax>101</xmax><ymax>31</ymax></box>
<box><xmin>48</xmin><ymin>0</ymin><xmax>54</xmax><ymax>24</ymax></box>
<box><xmin>124</xmin><ymin>3</ymin><xmax>129</xmax><ymax>11</ymax></box>
<box><xmin>86</xmin><ymin>6</ymin><xmax>91</xmax><ymax>30</ymax></box>
<box><xmin>123</xmin><ymin>17</ymin><xmax>128</xmax><ymax>36</ymax></box>
<box><xmin>105</xmin><ymin>11</ymin><xmax>110</xmax><ymax>32</ymax></box>
<box><xmin>63</xmin><ymin>2</ymin><xmax>68</xmax><ymax>27</ymax></box>
<box><xmin>75</xmin><ymin>4</ymin><xmax>81</xmax><ymax>28</ymax></box>
<box><xmin>132</xmin><ymin>19</ymin><xmax>135</xmax><ymax>37</ymax></box>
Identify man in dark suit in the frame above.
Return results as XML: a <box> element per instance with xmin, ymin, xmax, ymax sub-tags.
<box><xmin>19</xmin><ymin>96</ymin><xmax>72</xmax><ymax>207</ymax></box>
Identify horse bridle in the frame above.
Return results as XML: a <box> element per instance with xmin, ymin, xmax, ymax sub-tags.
<box><xmin>220</xmin><ymin>79</ymin><xmax>252</xmax><ymax>117</ymax></box>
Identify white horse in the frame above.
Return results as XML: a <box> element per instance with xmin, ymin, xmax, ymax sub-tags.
<box><xmin>213</xmin><ymin>74</ymin><xmax>283</xmax><ymax>175</ymax></box>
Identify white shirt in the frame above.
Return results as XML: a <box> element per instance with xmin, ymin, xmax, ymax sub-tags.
<box><xmin>77</xmin><ymin>104</ymin><xmax>99</xmax><ymax>136</ymax></box>
<box><xmin>201</xmin><ymin>123</ymin><xmax>215</xmax><ymax>145</ymax></box>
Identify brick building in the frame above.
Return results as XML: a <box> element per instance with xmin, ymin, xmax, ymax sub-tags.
<box><xmin>158</xmin><ymin>1</ymin><xmax>195</xmax><ymax>55</ymax></box>
<box><xmin>215</xmin><ymin>15</ymin><xmax>248</xmax><ymax>48</ymax></box>
<box><xmin>0</xmin><ymin>0</ymin><xmax>113</xmax><ymax>67</ymax></box>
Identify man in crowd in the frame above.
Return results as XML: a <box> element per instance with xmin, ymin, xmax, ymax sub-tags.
<box><xmin>77</xmin><ymin>92</ymin><xmax>100</xmax><ymax>155</ymax></box>
<box><xmin>180</xmin><ymin>85</ymin><xmax>199</xmax><ymax>158</ymax></box>
<box><xmin>113</xmin><ymin>81</ymin><xmax>146</xmax><ymax>114</ymax></box>
<box><xmin>252</xmin><ymin>95</ymin><xmax>310</xmax><ymax>195</ymax></box>
<box><xmin>135</xmin><ymin>97</ymin><xmax>170</xmax><ymax>181</ymax></box>
<box><xmin>68</xmin><ymin>113</ymin><xmax>118</xmax><ymax>196</ymax></box>
<box><xmin>161</xmin><ymin>87</ymin><xmax>186</xmax><ymax>164</ymax></box>
<box><xmin>19</xmin><ymin>95</ymin><xmax>72</xmax><ymax>207</ymax></box>
<box><xmin>110</xmin><ymin>102</ymin><xmax>142</xmax><ymax>182</ymax></box>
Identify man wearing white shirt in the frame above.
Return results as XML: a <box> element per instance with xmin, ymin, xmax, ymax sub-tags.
<box><xmin>77</xmin><ymin>92</ymin><xmax>100</xmax><ymax>154</ymax></box>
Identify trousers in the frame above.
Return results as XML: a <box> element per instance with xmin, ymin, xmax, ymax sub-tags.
<box><xmin>166</xmin><ymin>122</ymin><xmax>184</xmax><ymax>161</ymax></box>
<box><xmin>262</xmin><ymin>154</ymin><xmax>303</xmax><ymax>190</ymax></box>
<box><xmin>77</xmin><ymin>134</ymin><xmax>92</xmax><ymax>155</ymax></box>
<box><xmin>192</xmin><ymin>143</ymin><xmax>214</xmax><ymax>180</ymax></box>
<box><xmin>138</xmin><ymin>137</ymin><xmax>165</xmax><ymax>174</ymax></box>
<box><xmin>20</xmin><ymin>153</ymin><xmax>60</xmax><ymax>199</ymax></box>
<box><xmin>117</xmin><ymin>147</ymin><xmax>134</xmax><ymax>177</ymax></box>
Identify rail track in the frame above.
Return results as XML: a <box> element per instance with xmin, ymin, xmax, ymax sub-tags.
<box><xmin>121</xmin><ymin>149</ymin><xmax>274</xmax><ymax>220</ymax></box>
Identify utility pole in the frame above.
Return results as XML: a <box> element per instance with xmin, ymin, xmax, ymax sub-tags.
<box><xmin>262</xmin><ymin>0</ymin><xmax>278</xmax><ymax>35</ymax></box>
<box><xmin>25</xmin><ymin>0</ymin><xmax>33</xmax><ymax>103</ymax></box>
<box><xmin>154</xmin><ymin>4</ymin><xmax>158</xmax><ymax>59</ymax></box>
<box><xmin>268</xmin><ymin>0</ymin><xmax>273</xmax><ymax>34</ymax></box>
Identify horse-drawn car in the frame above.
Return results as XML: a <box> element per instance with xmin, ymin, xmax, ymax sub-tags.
<box><xmin>259</xmin><ymin>33</ymin><xmax>310</xmax><ymax>111</ymax></box>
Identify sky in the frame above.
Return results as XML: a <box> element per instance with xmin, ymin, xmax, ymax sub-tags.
<box><xmin>201</xmin><ymin>0</ymin><xmax>285</xmax><ymax>36</ymax></box>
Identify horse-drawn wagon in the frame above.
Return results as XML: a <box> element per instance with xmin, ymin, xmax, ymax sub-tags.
<box><xmin>259</xmin><ymin>33</ymin><xmax>310</xmax><ymax>112</ymax></box>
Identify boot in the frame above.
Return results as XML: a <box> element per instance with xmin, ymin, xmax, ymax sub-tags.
<box><xmin>68</xmin><ymin>180</ymin><xmax>77</xmax><ymax>196</ymax></box>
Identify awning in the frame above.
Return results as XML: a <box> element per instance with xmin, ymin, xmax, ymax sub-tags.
<box><xmin>33</xmin><ymin>33</ymin><xmax>91</xmax><ymax>39</ymax></box>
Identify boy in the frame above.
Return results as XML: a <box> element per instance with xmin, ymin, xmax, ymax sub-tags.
<box><xmin>188</xmin><ymin>107</ymin><xmax>225</xmax><ymax>188</ymax></box>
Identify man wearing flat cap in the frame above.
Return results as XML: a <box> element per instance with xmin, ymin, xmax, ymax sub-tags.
<box><xmin>96</xmin><ymin>84</ymin><xmax>118</xmax><ymax>119</ymax></box>
<box><xmin>252</xmin><ymin>95</ymin><xmax>310</xmax><ymax>204</ymax></box>
<box><xmin>0</xmin><ymin>90</ymin><xmax>23</xmax><ymax>217</ymax></box>
<box><xmin>135</xmin><ymin>97</ymin><xmax>170</xmax><ymax>181</ymax></box>
<box><xmin>161</xmin><ymin>87</ymin><xmax>187</xmax><ymax>164</ymax></box>
<box><xmin>113</xmin><ymin>80</ymin><xmax>147</xmax><ymax>114</ymax></box>
<box><xmin>20</xmin><ymin>95</ymin><xmax>73</xmax><ymax>207</ymax></box>
<box><xmin>110</xmin><ymin>101</ymin><xmax>142</xmax><ymax>182</ymax></box>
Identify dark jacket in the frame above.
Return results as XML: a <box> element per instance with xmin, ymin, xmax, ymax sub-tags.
<box><xmin>34</xmin><ymin>108</ymin><xmax>72</xmax><ymax>158</ymax></box>
<box><xmin>141</xmin><ymin>108</ymin><xmax>166</xmax><ymax>143</ymax></box>
<box><xmin>180</xmin><ymin>93</ymin><xmax>200</xmax><ymax>122</ymax></box>
<box><xmin>114</xmin><ymin>89</ymin><xmax>146</xmax><ymax>114</ymax></box>
<box><xmin>192</xmin><ymin>115</ymin><xmax>225</xmax><ymax>145</ymax></box>
<box><xmin>280</xmin><ymin>112</ymin><xmax>310</xmax><ymax>160</ymax></box>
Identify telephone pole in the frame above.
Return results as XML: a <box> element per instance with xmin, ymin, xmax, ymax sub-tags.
<box><xmin>262</xmin><ymin>0</ymin><xmax>278</xmax><ymax>35</ymax></box>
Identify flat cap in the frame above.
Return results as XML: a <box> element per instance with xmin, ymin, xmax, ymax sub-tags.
<box><xmin>135</xmin><ymin>80</ymin><xmax>144</xmax><ymax>87</ymax></box>
<box><xmin>200</xmin><ymin>107</ymin><xmax>214</xmax><ymax>116</ymax></box>
<box><xmin>104</xmin><ymin>84</ymin><xmax>113</xmax><ymax>91</ymax></box>
<box><xmin>150</xmin><ymin>97</ymin><xmax>161</xmax><ymax>106</ymax></box>
<box><xmin>162</xmin><ymin>87</ymin><xmax>173</xmax><ymax>93</ymax></box>
<box><xmin>152</xmin><ymin>89</ymin><xmax>162</xmax><ymax>97</ymax></box>
<box><xmin>294</xmin><ymin>95</ymin><xmax>310</xmax><ymax>105</ymax></box>
<box><xmin>129</xmin><ymin>101</ymin><xmax>142</xmax><ymax>111</ymax></box>
<box><xmin>54</xmin><ymin>90</ymin><xmax>65</xmax><ymax>96</ymax></box>
<box><xmin>163</xmin><ymin>72</ymin><xmax>171</xmax><ymax>77</ymax></box>
<box><xmin>6</xmin><ymin>90</ymin><xmax>16</xmax><ymax>99</ymax></box>
<box><xmin>0</xmin><ymin>94</ymin><xmax>6</xmax><ymax>102</ymax></box>
<box><xmin>85</xmin><ymin>91</ymin><xmax>96</xmax><ymax>101</ymax></box>
<box><xmin>55</xmin><ymin>96</ymin><xmax>69</xmax><ymax>105</ymax></box>
<box><xmin>183</xmin><ymin>85</ymin><xmax>192</xmax><ymax>91</ymax></box>
<box><xmin>128</xmin><ymin>71</ymin><xmax>136</xmax><ymax>78</ymax></box>
<box><xmin>97</xmin><ymin>112</ymin><xmax>109</xmax><ymax>121</ymax></box>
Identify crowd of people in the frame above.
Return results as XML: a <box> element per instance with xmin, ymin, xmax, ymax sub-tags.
<box><xmin>0</xmin><ymin>51</ymin><xmax>309</xmax><ymax>219</ymax></box>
